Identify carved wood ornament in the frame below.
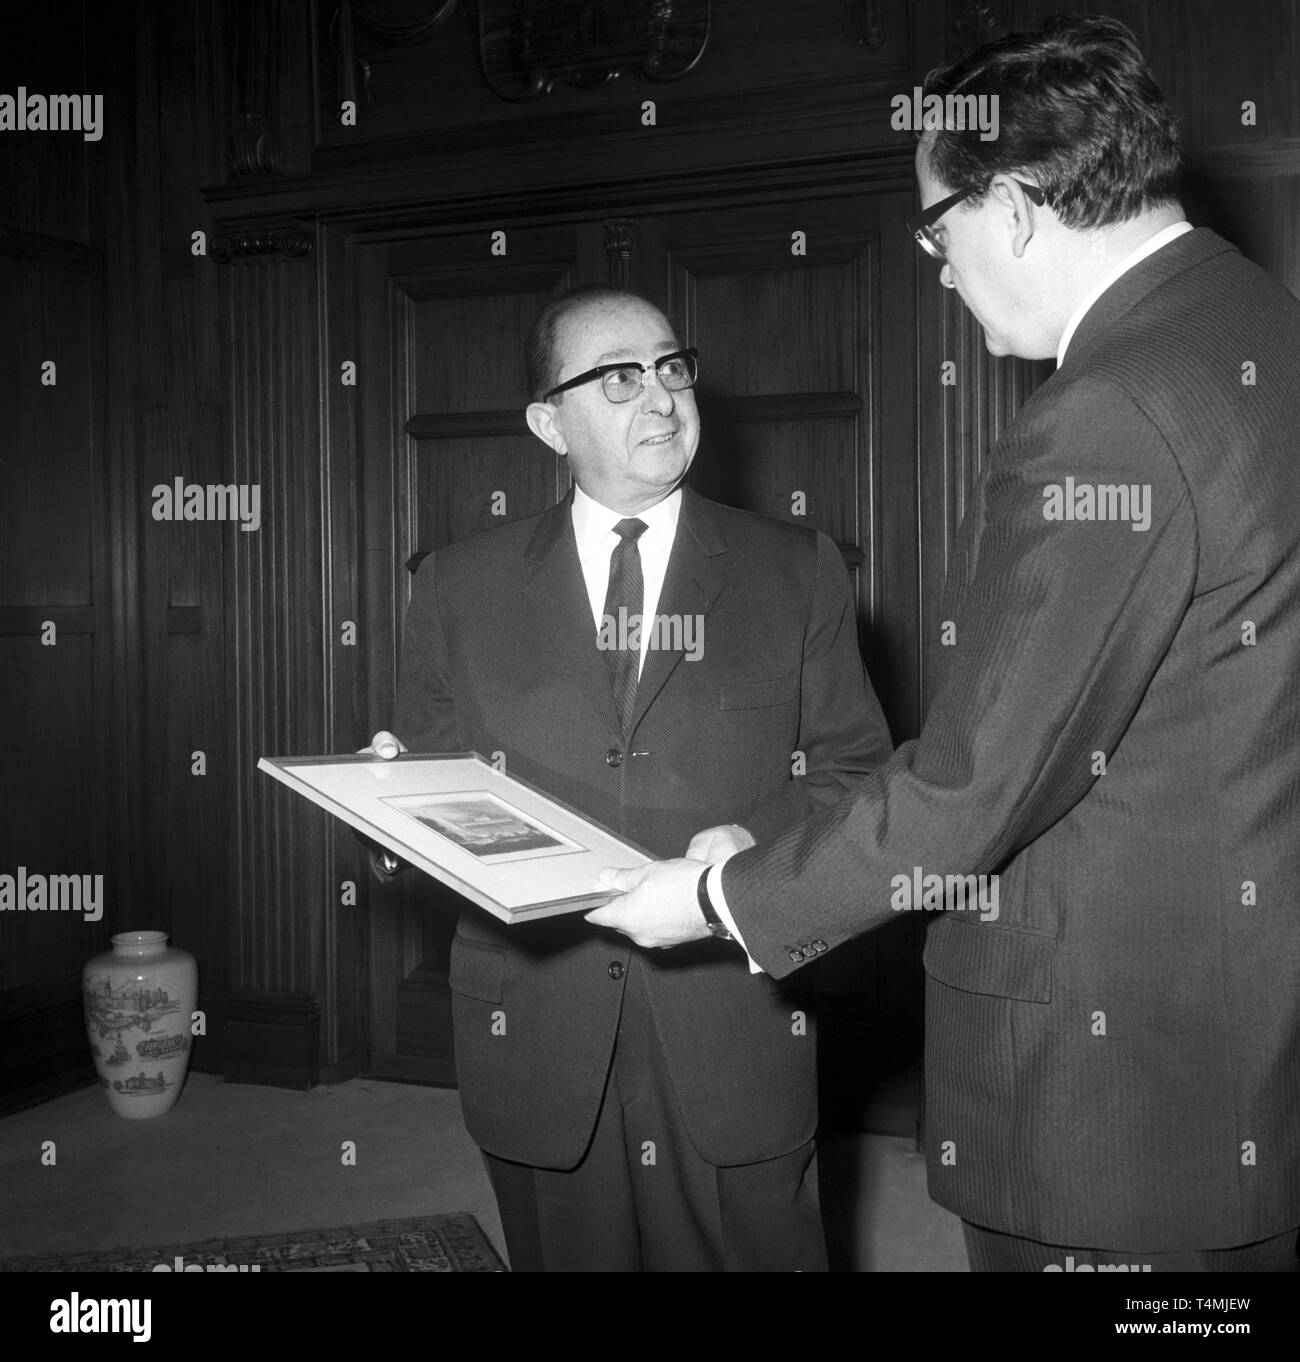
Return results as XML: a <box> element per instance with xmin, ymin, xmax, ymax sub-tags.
<box><xmin>478</xmin><ymin>1</ymin><xmax>710</xmax><ymax>101</ymax></box>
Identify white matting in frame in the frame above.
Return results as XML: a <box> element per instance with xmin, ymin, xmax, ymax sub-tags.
<box><xmin>257</xmin><ymin>751</ymin><xmax>651</xmax><ymax>923</ymax></box>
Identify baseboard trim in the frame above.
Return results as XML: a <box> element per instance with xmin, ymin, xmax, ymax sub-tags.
<box><xmin>222</xmin><ymin>991</ymin><xmax>320</xmax><ymax>1090</ymax></box>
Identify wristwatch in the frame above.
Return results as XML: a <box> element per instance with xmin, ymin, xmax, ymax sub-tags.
<box><xmin>696</xmin><ymin>866</ymin><xmax>733</xmax><ymax>941</ymax></box>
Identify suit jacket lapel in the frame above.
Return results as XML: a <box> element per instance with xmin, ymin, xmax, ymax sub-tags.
<box><xmin>522</xmin><ymin>492</ymin><xmax>623</xmax><ymax>740</ymax></box>
<box><xmin>628</xmin><ymin>486</ymin><xmax>727</xmax><ymax>736</ymax></box>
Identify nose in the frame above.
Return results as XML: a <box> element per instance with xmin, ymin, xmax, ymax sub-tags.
<box><xmin>639</xmin><ymin>369</ymin><xmax>674</xmax><ymax>413</ymax></box>
<box><xmin>940</xmin><ymin>262</ymin><xmax>956</xmax><ymax>290</ymax></box>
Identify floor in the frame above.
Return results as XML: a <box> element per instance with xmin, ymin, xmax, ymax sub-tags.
<box><xmin>0</xmin><ymin>1073</ymin><xmax>968</xmax><ymax>1271</ymax></box>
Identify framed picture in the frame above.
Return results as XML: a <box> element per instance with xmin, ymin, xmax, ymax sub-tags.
<box><xmin>257</xmin><ymin>752</ymin><xmax>650</xmax><ymax>923</ymax></box>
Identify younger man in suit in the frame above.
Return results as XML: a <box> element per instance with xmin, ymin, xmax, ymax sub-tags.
<box><xmin>598</xmin><ymin>16</ymin><xmax>1300</xmax><ymax>1271</ymax></box>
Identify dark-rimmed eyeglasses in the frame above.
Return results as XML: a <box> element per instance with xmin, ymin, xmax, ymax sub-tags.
<box><xmin>906</xmin><ymin>181</ymin><xmax>1048</xmax><ymax>261</ymax></box>
<box><xmin>544</xmin><ymin>348</ymin><xmax>699</xmax><ymax>404</ymax></box>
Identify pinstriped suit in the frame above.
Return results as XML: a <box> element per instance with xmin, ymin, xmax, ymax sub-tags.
<box><xmin>723</xmin><ymin>228</ymin><xmax>1300</xmax><ymax>1255</ymax></box>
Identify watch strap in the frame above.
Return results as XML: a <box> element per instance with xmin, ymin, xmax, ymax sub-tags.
<box><xmin>696</xmin><ymin>866</ymin><xmax>733</xmax><ymax>940</ymax></box>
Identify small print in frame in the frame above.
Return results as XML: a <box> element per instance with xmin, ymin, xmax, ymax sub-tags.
<box><xmin>382</xmin><ymin>791</ymin><xmax>583</xmax><ymax>863</ymax></box>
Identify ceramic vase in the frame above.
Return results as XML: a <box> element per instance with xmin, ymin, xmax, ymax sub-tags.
<box><xmin>83</xmin><ymin>931</ymin><xmax>197</xmax><ymax>1119</ymax></box>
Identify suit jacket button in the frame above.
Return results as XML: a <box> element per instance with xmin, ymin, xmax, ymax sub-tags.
<box><xmin>605</xmin><ymin>748</ymin><xmax>624</xmax><ymax>767</ymax></box>
<box><xmin>812</xmin><ymin>940</ymin><xmax>827</xmax><ymax>952</ymax></box>
<box><xmin>788</xmin><ymin>950</ymin><xmax>802</xmax><ymax>962</ymax></box>
<box><xmin>608</xmin><ymin>962</ymin><xmax>625</xmax><ymax>980</ymax></box>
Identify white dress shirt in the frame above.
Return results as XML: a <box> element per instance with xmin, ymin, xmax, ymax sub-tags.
<box><xmin>1056</xmin><ymin>220</ymin><xmax>1193</xmax><ymax>365</ymax></box>
<box><xmin>571</xmin><ymin>483</ymin><xmax>681</xmax><ymax>679</ymax></box>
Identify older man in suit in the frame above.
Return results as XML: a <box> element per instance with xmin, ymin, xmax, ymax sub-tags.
<box><xmin>596</xmin><ymin>15</ymin><xmax>1300</xmax><ymax>1271</ymax></box>
<box><xmin>370</xmin><ymin>284</ymin><xmax>892</xmax><ymax>1271</ymax></box>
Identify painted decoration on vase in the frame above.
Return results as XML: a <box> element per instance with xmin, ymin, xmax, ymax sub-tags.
<box><xmin>83</xmin><ymin>931</ymin><xmax>198</xmax><ymax>1119</ymax></box>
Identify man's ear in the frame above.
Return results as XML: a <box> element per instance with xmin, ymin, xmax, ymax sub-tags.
<box><xmin>526</xmin><ymin>400</ymin><xmax>566</xmax><ymax>455</ymax></box>
<box><xmin>990</xmin><ymin>175</ymin><xmax>1039</xmax><ymax>259</ymax></box>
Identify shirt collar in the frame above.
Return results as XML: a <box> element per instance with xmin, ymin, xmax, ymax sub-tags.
<box><xmin>1056</xmin><ymin>220</ymin><xmax>1194</xmax><ymax>366</ymax></box>
<box><xmin>571</xmin><ymin>483</ymin><xmax>683</xmax><ymax>565</ymax></box>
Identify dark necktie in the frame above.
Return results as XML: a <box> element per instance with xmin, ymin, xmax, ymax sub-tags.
<box><xmin>601</xmin><ymin>517</ymin><xmax>648</xmax><ymax>735</ymax></box>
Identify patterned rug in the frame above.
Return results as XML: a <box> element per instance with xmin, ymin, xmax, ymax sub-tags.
<box><xmin>0</xmin><ymin>1213</ymin><xmax>506</xmax><ymax>1272</ymax></box>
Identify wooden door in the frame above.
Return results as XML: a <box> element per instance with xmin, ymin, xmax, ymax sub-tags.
<box><xmin>352</xmin><ymin>191</ymin><xmax>925</xmax><ymax>1132</ymax></box>
<box><xmin>356</xmin><ymin>224</ymin><xmax>584</xmax><ymax>1083</ymax></box>
<box><xmin>635</xmin><ymin>191</ymin><xmax>925</xmax><ymax>1134</ymax></box>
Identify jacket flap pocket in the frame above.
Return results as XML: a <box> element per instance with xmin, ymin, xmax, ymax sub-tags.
<box><xmin>718</xmin><ymin>674</ymin><xmax>798</xmax><ymax>711</ymax></box>
<box><xmin>448</xmin><ymin>937</ymin><xmax>506</xmax><ymax>1004</ymax></box>
<box><xmin>923</xmin><ymin>917</ymin><xmax>1054</xmax><ymax>1003</ymax></box>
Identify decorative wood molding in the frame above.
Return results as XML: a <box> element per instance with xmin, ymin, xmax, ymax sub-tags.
<box><xmin>210</xmin><ymin>224</ymin><xmax>315</xmax><ymax>264</ymax></box>
<box><xmin>205</xmin><ymin>97</ymin><xmax>916</xmax><ymax>227</ymax></box>
<box><xmin>604</xmin><ymin>218</ymin><xmax>635</xmax><ymax>286</ymax></box>
<box><xmin>954</xmin><ymin>2</ymin><xmax>1009</xmax><ymax>56</ymax></box>
<box><xmin>478</xmin><ymin>0</ymin><xmax>710</xmax><ymax>101</ymax></box>
<box><xmin>710</xmin><ymin>392</ymin><xmax>865</xmax><ymax>422</ymax></box>
<box><xmin>0</xmin><ymin>607</ymin><xmax>98</xmax><ymax>636</ymax></box>
<box><xmin>1186</xmin><ymin>138</ymin><xmax>1300</xmax><ymax>178</ymax></box>
<box><xmin>228</xmin><ymin>0</ymin><xmax>285</xmax><ymax>174</ymax></box>
<box><xmin>843</xmin><ymin>0</ymin><xmax>885</xmax><ymax>49</ymax></box>
<box><xmin>405</xmin><ymin>409</ymin><xmax>526</xmax><ymax>439</ymax></box>
<box><xmin>352</xmin><ymin>0</ymin><xmax>462</xmax><ymax>43</ymax></box>
<box><xmin>329</xmin><ymin>0</ymin><xmax>463</xmax><ymax>112</ymax></box>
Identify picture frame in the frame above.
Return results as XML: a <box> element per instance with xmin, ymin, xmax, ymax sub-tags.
<box><xmin>257</xmin><ymin>751</ymin><xmax>651</xmax><ymax>923</ymax></box>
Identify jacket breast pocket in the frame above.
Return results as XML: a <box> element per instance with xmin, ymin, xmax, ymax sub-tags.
<box><xmin>718</xmin><ymin>674</ymin><xmax>798</xmax><ymax>711</ymax></box>
<box><xmin>448</xmin><ymin>936</ymin><xmax>506</xmax><ymax>1004</ymax></box>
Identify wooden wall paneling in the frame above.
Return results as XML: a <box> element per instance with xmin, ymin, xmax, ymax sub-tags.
<box><xmin>131</xmin><ymin>0</ymin><xmax>243</xmax><ymax>1078</ymax></box>
<box><xmin>916</xmin><ymin>273</ymin><xmax>1052</xmax><ymax>715</ymax></box>
<box><xmin>660</xmin><ymin>192</ymin><xmax>917</xmax><ymax>727</ymax></box>
<box><xmin>355</xmin><ymin>225</ymin><xmax>577</xmax><ymax>1081</ymax></box>
<box><xmin>656</xmin><ymin>189</ymin><xmax>926</xmax><ymax>1135</ymax></box>
<box><xmin>993</xmin><ymin>0</ymin><xmax>1300</xmax><ymax>150</ymax></box>
<box><xmin>174</xmin><ymin>1</ymin><xmax>1300</xmax><ymax>1114</ymax></box>
<box><xmin>350</xmin><ymin>233</ymin><xmax>400</xmax><ymax>1071</ymax></box>
<box><xmin>221</xmin><ymin>241</ymin><xmax>334</xmax><ymax>1087</ymax></box>
<box><xmin>0</xmin><ymin>5</ymin><xmax>91</xmax><ymax>240</ymax></box>
<box><xmin>320</xmin><ymin>221</ymin><xmax>367</xmax><ymax>1084</ymax></box>
<box><xmin>1183</xmin><ymin>135</ymin><xmax>1300</xmax><ymax>300</ymax></box>
<box><xmin>0</xmin><ymin>4</ymin><xmax>123</xmax><ymax>1110</ymax></box>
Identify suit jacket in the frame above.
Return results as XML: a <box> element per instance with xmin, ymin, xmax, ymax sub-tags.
<box><xmin>724</xmin><ymin>228</ymin><xmax>1300</xmax><ymax>1250</ymax></box>
<box><xmin>395</xmin><ymin>486</ymin><xmax>892</xmax><ymax>1169</ymax></box>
